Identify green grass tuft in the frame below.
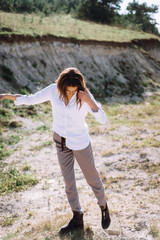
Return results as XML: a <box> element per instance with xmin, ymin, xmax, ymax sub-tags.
<box><xmin>0</xmin><ymin>167</ymin><xmax>39</xmax><ymax>195</ymax></box>
<box><xmin>149</xmin><ymin>223</ymin><xmax>160</xmax><ymax>239</ymax></box>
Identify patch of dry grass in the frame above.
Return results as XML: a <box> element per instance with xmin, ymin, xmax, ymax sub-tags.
<box><xmin>29</xmin><ymin>141</ymin><xmax>53</xmax><ymax>151</ymax></box>
<box><xmin>102</xmin><ymin>95</ymin><xmax>160</xmax><ymax>156</ymax></box>
<box><xmin>149</xmin><ymin>223</ymin><xmax>160</xmax><ymax>239</ymax></box>
<box><xmin>100</xmin><ymin>172</ymin><xmax>126</xmax><ymax>190</ymax></box>
<box><xmin>102</xmin><ymin>149</ymin><xmax>119</xmax><ymax>157</ymax></box>
<box><xmin>104</xmin><ymin>95</ymin><xmax>160</xmax><ymax>128</ymax></box>
<box><xmin>122</xmin><ymin>136</ymin><xmax>160</xmax><ymax>149</ymax></box>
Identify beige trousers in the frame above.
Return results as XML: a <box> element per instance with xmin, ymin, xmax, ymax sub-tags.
<box><xmin>53</xmin><ymin>132</ymin><xmax>106</xmax><ymax>212</ymax></box>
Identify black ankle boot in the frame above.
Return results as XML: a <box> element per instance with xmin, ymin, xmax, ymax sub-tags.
<box><xmin>59</xmin><ymin>211</ymin><xmax>84</xmax><ymax>234</ymax></box>
<box><xmin>100</xmin><ymin>203</ymin><xmax>111</xmax><ymax>229</ymax></box>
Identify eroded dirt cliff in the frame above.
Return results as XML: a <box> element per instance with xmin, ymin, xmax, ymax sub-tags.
<box><xmin>0</xmin><ymin>35</ymin><xmax>160</xmax><ymax>98</ymax></box>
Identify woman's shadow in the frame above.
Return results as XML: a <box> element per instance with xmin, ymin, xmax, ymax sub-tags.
<box><xmin>59</xmin><ymin>227</ymin><xmax>94</xmax><ymax>240</ymax></box>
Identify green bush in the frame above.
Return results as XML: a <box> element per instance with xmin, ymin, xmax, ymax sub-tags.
<box><xmin>1</xmin><ymin>64</ymin><xmax>15</xmax><ymax>82</ymax></box>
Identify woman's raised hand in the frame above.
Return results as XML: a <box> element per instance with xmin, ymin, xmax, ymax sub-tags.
<box><xmin>78</xmin><ymin>88</ymin><xmax>99</xmax><ymax>112</ymax></box>
<box><xmin>78</xmin><ymin>88</ymin><xmax>91</xmax><ymax>104</ymax></box>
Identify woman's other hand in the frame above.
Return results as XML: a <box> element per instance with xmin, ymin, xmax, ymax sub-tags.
<box><xmin>0</xmin><ymin>94</ymin><xmax>21</xmax><ymax>101</ymax></box>
<box><xmin>0</xmin><ymin>94</ymin><xmax>6</xmax><ymax>100</ymax></box>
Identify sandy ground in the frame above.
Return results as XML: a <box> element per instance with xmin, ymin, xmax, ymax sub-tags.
<box><xmin>0</xmin><ymin>115</ymin><xmax>160</xmax><ymax>240</ymax></box>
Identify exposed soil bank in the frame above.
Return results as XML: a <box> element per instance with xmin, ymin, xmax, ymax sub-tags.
<box><xmin>0</xmin><ymin>34</ymin><xmax>160</xmax><ymax>98</ymax></box>
<box><xmin>0</xmin><ymin>34</ymin><xmax>159</xmax><ymax>48</ymax></box>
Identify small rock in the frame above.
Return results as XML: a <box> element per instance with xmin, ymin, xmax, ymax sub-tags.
<box><xmin>107</xmin><ymin>229</ymin><xmax>121</xmax><ymax>236</ymax></box>
<box><xmin>139</xmin><ymin>152</ymin><xmax>147</xmax><ymax>158</ymax></box>
<box><xmin>9</xmin><ymin>121</ymin><xmax>23</xmax><ymax>128</ymax></box>
<box><xmin>134</xmin><ymin>221</ymin><xmax>147</xmax><ymax>231</ymax></box>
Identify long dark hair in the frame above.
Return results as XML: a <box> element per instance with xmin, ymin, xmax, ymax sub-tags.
<box><xmin>56</xmin><ymin>67</ymin><xmax>86</xmax><ymax>108</ymax></box>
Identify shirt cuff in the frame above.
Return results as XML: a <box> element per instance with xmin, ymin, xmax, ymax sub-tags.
<box><xmin>91</xmin><ymin>108</ymin><xmax>107</xmax><ymax>124</ymax></box>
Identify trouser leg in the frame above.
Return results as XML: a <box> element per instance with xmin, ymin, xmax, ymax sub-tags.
<box><xmin>73</xmin><ymin>142</ymin><xmax>106</xmax><ymax>208</ymax></box>
<box><xmin>53</xmin><ymin>132</ymin><xmax>82</xmax><ymax>212</ymax></box>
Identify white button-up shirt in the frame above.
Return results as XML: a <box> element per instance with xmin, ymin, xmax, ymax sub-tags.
<box><xmin>15</xmin><ymin>84</ymin><xmax>107</xmax><ymax>150</ymax></box>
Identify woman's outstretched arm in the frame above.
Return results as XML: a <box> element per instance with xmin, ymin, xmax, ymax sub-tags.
<box><xmin>0</xmin><ymin>84</ymin><xmax>55</xmax><ymax>106</ymax></box>
<box><xmin>0</xmin><ymin>94</ymin><xmax>21</xmax><ymax>101</ymax></box>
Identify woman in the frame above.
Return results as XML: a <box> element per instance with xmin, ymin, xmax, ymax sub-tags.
<box><xmin>0</xmin><ymin>67</ymin><xmax>111</xmax><ymax>234</ymax></box>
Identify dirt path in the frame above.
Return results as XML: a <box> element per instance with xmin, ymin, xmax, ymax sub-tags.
<box><xmin>0</xmin><ymin>114</ymin><xmax>160</xmax><ymax>240</ymax></box>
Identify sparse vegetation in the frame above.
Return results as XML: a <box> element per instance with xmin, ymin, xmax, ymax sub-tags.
<box><xmin>0</xmin><ymin>167</ymin><xmax>39</xmax><ymax>195</ymax></box>
<box><xmin>0</xmin><ymin>215</ymin><xmax>18</xmax><ymax>227</ymax></box>
<box><xmin>0</xmin><ymin>134</ymin><xmax>20</xmax><ymax>160</ymax></box>
<box><xmin>149</xmin><ymin>223</ymin><xmax>160</xmax><ymax>239</ymax></box>
<box><xmin>102</xmin><ymin>149</ymin><xmax>119</xmax><ymax>157</ymax></box>
<box><xmin>103</xmin><ymin>95</ymin><xmax>160</xmax><ymax>129</ymax></box>
<box><xmin>36</xmin><ymin>125</ymin><xmax>50</xmax><ymax>131</ymax></box>
<box><xmin>29</xmin><ymin>141</ymin><xmax>53</xmax><ymax>151</ymax></box>
<box><xmin>0</xmin><ymin>89</ymin><xmax>160</xmax><ymax>239</ymax></box>
<box><xmin>22</xmin><ymin>161</ymin><xmax>31</xmax><ymax>172</ymax></box>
